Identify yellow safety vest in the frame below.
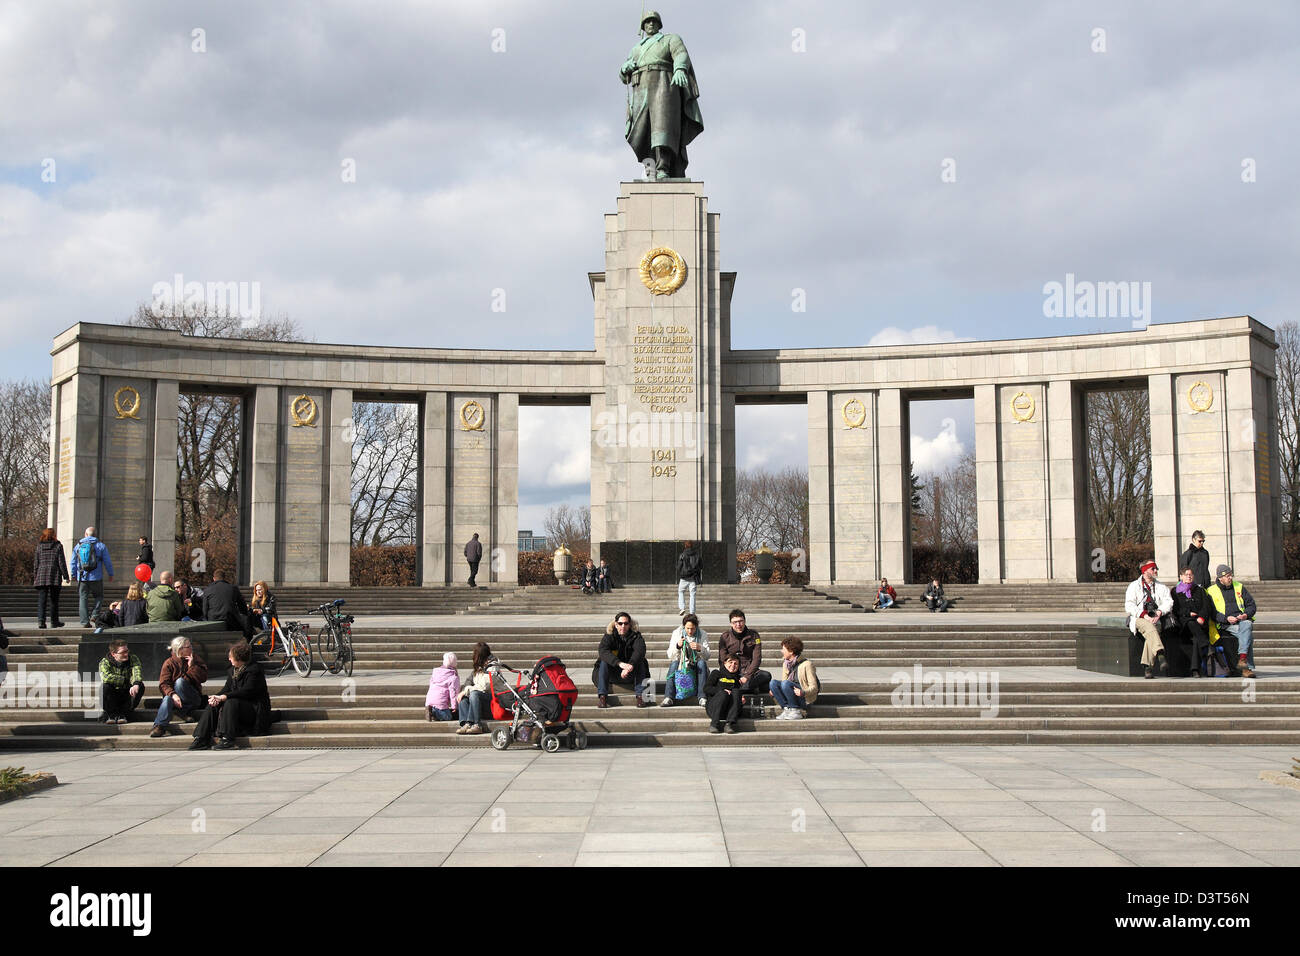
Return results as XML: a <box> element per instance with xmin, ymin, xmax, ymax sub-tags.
<box><xmin>1205</xmin><ymin>581</ymin><xmax>1251</xmax><ymax>644</ymax></box>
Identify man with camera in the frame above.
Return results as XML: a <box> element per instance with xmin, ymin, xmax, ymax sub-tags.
<box><xmin>1124</xmin><ymin>560</ymin><xmax>1173</xmax><ymax>679</ymax></box>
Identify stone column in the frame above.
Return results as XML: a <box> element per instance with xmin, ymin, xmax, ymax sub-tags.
<box><xmin>806</xmin><ymin>391</ymin><xmax>833</xmax><ymax>585</ymax></box>
<box><xmin>974</xmin><ymin>383</ymin><xmax>1003</xmax><ymax>582</ymax></box>
<box><xmin>590</xmin><ymin>392</ymin><xmax>607</xmax><ymax>564</ymax></box>
<box><xmin>326</xmin><ymin>388</ymin><xmax>353</xmax><ymax>586</ymax></box>
<box><xmin>449</xmin><ymin>393</ymin><xmax>495</xmax><ymax>586</ymax></box>
<box><xmin>877</xmin><ymin>388</ymin><xmax>908</xmax><ymax>582</ymax></box>
<box><xmin>247</xmin><ymin>385</ymin><xmax>279</xmax><ymax>584</ymax></box>
<box><xmin>824</xmin><ymin>390</ymin><xmax>880</xmax><ymax>582</ymax></box>
<box><xmin>97</xmin><ymin>376</ymin><xmax>156</xmax><ymax>575</ymax></box>
<box><xmin>151</xmin><ymin>380</ymin><xmax>179</xmax><ymax>578</ymax></box>
<box><xmin>1045</xmin><ymin>380</ymin><xmax>1087</xmax><ymax>581</ymax></box>
<box><xmin>1225</xmin><ymin>367</ymin><xmax>1280</xmax><ymax>578</ymax></box>
<box><xmin>494</xmin><ymin>393</ymin><xmax>519</xmax><ymax>585</ymax></box>
<box><xmin>996</xmin><ymin>383</ymin><xmax>1049</xmax><ymax>581</ymax></box>
<box><xmin>420</xmin><ymin>392</ymin><xmax>449</xmax><ymax>585</ymax></box>
<box><xmin>720</xmin><ymin>391</ymin><xmax>737</xmax><ymax>583</ymax></box>
<box><xmin>51</xmin><ymin>371</ymin><xmax>101</xmax><ymax>552</ymax></box>
<box><xmin>277</xmin><ymin>388</ymin><xmax>329</xmax><ymax>583</ymax></box>
<box><xmin>1148</xmin><ymin>373</ymin><xmax>1180</xmax><ymax>578</ymax></box>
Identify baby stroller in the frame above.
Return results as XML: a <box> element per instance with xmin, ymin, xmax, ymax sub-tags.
<box><xmin>488</xmin><ymin>656</ymin><xmax>587</xmax><ymax>753</ymax></box>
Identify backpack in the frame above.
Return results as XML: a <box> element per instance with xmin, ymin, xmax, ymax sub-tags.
<box><xmin>78</xmin><ymin>539</ymin><xmax>99</xmax><ymax>574</ymax></box>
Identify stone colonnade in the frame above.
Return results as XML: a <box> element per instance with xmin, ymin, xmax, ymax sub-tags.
<box><xmin>48</xmin><ymin>181</ymin><xmax>1281</xmax><ymax>586</ymax></box>
<box><xmin>728</xmin><ymin>316</ymin><xmax>1281</xmax><ymax>583</ymax></box>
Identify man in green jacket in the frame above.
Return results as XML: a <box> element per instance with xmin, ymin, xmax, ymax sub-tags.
<box><xmin>145</xmin><ymin>570</ymin><xmax>183</xmax><ymax>622</ymax></box>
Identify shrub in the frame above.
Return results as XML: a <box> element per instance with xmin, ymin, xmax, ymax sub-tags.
<box><xmin>911</xmin><ymin>544</ymin><xmax>979</xmax><ymax>584</ymax></box>
<box><xmin>350</xmin><ymin>545</ymin><xmax>417</xmax><ymax>586</ymax></box>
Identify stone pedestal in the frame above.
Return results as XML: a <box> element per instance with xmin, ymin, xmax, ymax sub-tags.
<box><xmin>592</xmin><ymin>181</ymin><xmax>733</xmax><ymax>579</ymax></box>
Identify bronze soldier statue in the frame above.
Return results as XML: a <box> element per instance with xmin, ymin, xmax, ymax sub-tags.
<box><xmin>620</xmin><ymin>11</ymin><xmax>703</xmax><ymax>179</ymax></box>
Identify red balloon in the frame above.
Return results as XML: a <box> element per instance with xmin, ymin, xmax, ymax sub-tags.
<box><xmin>134</xmin><ymin>563</ymin><xmax>152</xmax><ymax>583</ymax></box>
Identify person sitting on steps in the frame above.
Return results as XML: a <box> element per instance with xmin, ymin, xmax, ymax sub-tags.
<box><xmin>1124</xmin><ymin>560</ymin><xmax>1172</xmax><ymax>679</ymax></box>
<box><xmin>705</xmin><ymin>655</ymin><xmax>744</xmax><ymax>734</ymax></box>
<box><xmin>873</xmin><ymin>578</ymin><xmax>897</xmax><ymax>610</ymax></box>
<box><xmin>594</xmin><ymin>612</ymin><xmax>650</xmax><ymax>708</ymax></box>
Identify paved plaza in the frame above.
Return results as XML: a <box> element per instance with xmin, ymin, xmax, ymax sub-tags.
<box><xmin>2</xmin><ymin>745</ymin><xmax>1297</xmax><ymax>867</ymax></box>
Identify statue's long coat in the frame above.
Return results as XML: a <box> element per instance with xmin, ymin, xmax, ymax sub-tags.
<box><xmin>623</xmin><ymin>32</ymin><xmax>703</xmax><ymax>170</ymax></box>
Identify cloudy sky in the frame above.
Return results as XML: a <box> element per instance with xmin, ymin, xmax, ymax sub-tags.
<box><xmin>4</xmin><ymin>1</ymin><xmax>1296</xmax><ymax>534</ymax></box>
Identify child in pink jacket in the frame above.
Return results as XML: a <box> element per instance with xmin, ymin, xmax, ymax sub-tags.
<box><xmin>425</xmin><ymin>652</ymin><xmax>460</xmax><ymax>721</ymax></box>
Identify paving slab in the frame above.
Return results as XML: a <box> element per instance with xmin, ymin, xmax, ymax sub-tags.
<box><xmin>2</xmin><ymin>745</ymin><xmax>1298</xmax><ymax>867</ymax></box>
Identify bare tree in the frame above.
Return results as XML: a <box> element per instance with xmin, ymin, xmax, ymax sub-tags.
<box><xmin>1277</xmin><ymin>321</ymin><xmax>1300</xmax><ymax>533</ymax></box>
<box><xmin>544</xmin><ymin>503</ymin><xmax>590</xmax><ymax>550</ymax></box>
<box><xmin>735</xmin><ymin>466</ymin><xmax>808</xmax><ymax>552</ymax></box>
<box><xmin>915</xmin><ymin>453</ymin><xmax>977</xmax><ymax>551</ymax></box>
<box><xmin>1086</xmin><ymin>388</ymin><xmax>1153</xmax><ymax>546</ymax></box>
<box><xmin>124</xmin><ymin>302</ymin><xmax>304</xmax><ymax>557</ymax></box>
<box><xmin>0</xmin><ymin>379</ymin><xmax>52</xmax><ymax>539</ymax></box>
<box><xmin>350</xmin><ymin>402</ymin><xmax>419</xmax><ymax>545</ymax></box>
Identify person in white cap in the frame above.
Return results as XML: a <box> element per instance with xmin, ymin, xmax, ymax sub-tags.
<box><xmin>1124</xmin><ymin>559</ymin><xmax>1172</xmax><ymax>679</ymax></box>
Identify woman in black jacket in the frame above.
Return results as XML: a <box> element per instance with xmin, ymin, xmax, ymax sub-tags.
<box><xmin>1171</xmin><ymin>566</ymin><xmax>1212</xmax><ymax>677</ymax></box>
<box><xmin>32</xmin><ymin>528</ymin><xmax>70</xmax><ymax>629</ymax></box>
<box><xmin>190</xmin><ymin>639</ymin><xmax>272</xmax><ymax>750</ymax></box>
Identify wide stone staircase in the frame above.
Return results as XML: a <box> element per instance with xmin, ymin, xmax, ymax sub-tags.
<box><xmin>811</xmin><ymin>580</ymin><xmax>1300</xmax><ymax>612</ymax></box>
<box><xmin>0</xmin><ymin>584</ymin><xmax>510</xmax><ymax>622</ymax></box>
<box><xmin>4</xmin><ymin>602</ymin><xmax>1300</xmax><ymax>749</ymax></box>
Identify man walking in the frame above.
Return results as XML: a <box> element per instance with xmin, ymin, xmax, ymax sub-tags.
<box><xmin>676</xmin><ymin>540</ymin><xmax>701</xmax><ymax>616</ymax></box>
<box><xmin>70</xmin><ymin>526</ymin><xmax>114</xmax><ymax>627</ymax></box>
<box><xmin>1124</xmin><ymin>560</ymin><xmax>1172</xmax><ymax>679</ymax></box>
<box><xmin>1207</xmin><ymin>565</ymin><xmax>1258</xmax><ymax>678</ymax></box>
<box><xmin>465</xmin><ymin>533</ymin><xmax>483</xmax><ymax>588</ymax></box>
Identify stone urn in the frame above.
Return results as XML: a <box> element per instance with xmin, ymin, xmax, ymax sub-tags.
<box><xmin>552</xmin><ymin>545</ymin><xmax>572</xmax><ymax>584</ymax></box>
<box><xmin>755</xmin><ymin>543</ymin><xmax>775</xmax><ymax>584</ymax></box>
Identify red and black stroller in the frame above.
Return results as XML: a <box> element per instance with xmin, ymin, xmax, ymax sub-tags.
<box><xmin>487</xmin><ymin>656</ymin><xmax>587</xmax><ymax>753</ymax></box>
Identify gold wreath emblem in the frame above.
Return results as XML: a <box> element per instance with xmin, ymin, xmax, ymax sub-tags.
<box><xmin>1010</xmin><ymin>391</ymin><xmax>1036</xmax><ymax>423</ymax></box>
<box><xmin>842</xmin><ymin>398</ymin><xmax>867</xmax><ymax>430</ymax></box>
<box><xmin>459</xmin><ymin>400</ymin><xmax>485</xmax><ymax>431</ymax></box>
<box><xmin>113</xmin><ymin>386</ymin><xmax>141</xmax><ymax>420</ymax></box>
<box><xmin>290</xmin><ymin>394</ymin><xmax>318</xmax><ymax>428</ymax></box>
<box><xmin>1187</xmin><ymin>381</ymin><xmax>1214</xmax><ymax>414</ymax></box>
<box><xmin>638</xmin><ymin>246</ymin><xmax>687</xmax><ymax>296</ymax></box>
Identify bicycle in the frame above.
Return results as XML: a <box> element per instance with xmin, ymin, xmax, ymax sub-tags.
<box><xmin>313</xmin><ymin>599</ymin><xmax>355</xmax><ymax>677</ymax></box>
<box><xmin>249</xmin><ymin>614</ymin><xmax>313</xmax><ymax>677</ymax></box>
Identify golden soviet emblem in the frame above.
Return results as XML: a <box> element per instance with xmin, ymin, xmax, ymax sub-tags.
<box><xmin>841</xmin><ymin>397</ymin><xmax>867</xmax><ymax>429</ymax></box>
<box><xmin>1187</xmin><ymin>381</ymin><xmax>1214</xmax><ymax>413</ymax></box>
<box><xmin>459</xmin><ymin>400</ymin><xmax>485</xmax><ymax>431</ymax></box>
<box><xmin>290</xmin><ymin>394</ymin><xmax>318</xmax><ymax>427</ymax></box>
<box><xmin>113</xmin><ymin>385</ymin><xmax>142</xmax><ymax>420</ymax></box>
<box><xmin>638</xmin><ymin>246</ymin><xmax>687</xmax><ymax>295</ymax></box>
<box><xmin>1009</xmin><ymin>391</ymin><xmax>1036</xmax><ymax>423</ymax></box>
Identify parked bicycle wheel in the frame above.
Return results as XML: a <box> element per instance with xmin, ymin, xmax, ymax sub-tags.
<box><xmin>338</xmin><ymin>622</ymin><xmax>354</xmax><ymax>677</ymax></box>
<box><xmin>318</xmin><ymin>625</ymin><xmax>342</xmax><ymax>675</ymax></box>
<box><xmin>288</xmin><ymin>625</ymin><xmax>313</xmax><ymax>677</ymax></box>
<box><xmin>252</xmin><ymin>630</ymin><xmax>291</xmax><ymax>677</ymax></box>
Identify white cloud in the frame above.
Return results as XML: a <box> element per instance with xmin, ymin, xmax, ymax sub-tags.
<box><xmin>867</xmin><ymin>325</ymin><xmax>969</xmax><ymax>347</ymax></box>
<box><xmin>518</xmin><ymin>406</ymin><xmax>589</xmax><ymax>490</ymax></box>
<box><xmin>910</xmin><ymin>425</ymin><xmax>964</xmax><ymax>477</ymax></box>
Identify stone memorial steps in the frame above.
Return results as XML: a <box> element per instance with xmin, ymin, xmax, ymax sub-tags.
<box><xmin>0</xmin><ymin>585</ymin><xmax>510</xmax><ymax>620</ymax></box>
<box><xmin>4</xmin><ymin>679</ymin><xmax>1299</xmax><ymax>750</ymax></box>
